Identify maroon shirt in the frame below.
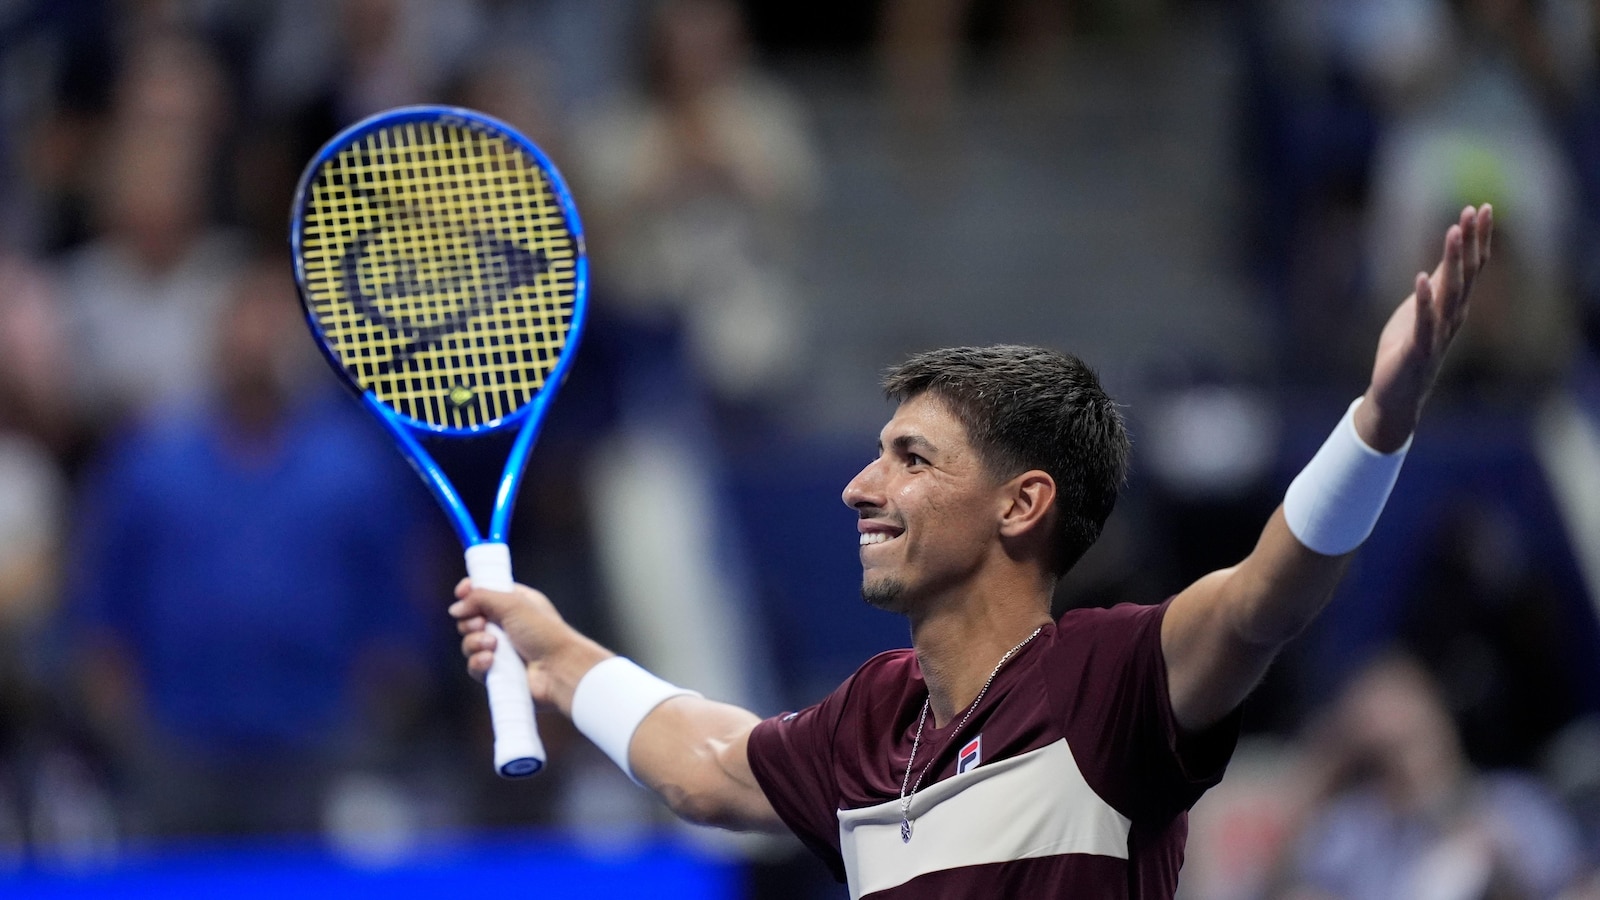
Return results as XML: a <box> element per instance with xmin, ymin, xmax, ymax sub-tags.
<box><xmin>747</xmin><ymin>599</ymin><xmax>1240</xmax><ymax>898</ymax></box>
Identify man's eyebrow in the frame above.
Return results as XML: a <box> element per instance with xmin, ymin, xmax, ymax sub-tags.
<box><xmin>880</xmin><ymin>434</ymin><xmax>938</xmax><ymax>456</ymax></box>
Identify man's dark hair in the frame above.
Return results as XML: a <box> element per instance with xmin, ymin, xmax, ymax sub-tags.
<box><xmin>882</xmin><ymin>345</ymin><xmax>1130</xmax><ymax>577</ymax></box>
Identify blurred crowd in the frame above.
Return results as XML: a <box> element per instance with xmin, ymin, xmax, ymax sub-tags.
<box><xmin>0</xmin><ymin>0</ymin><xmax>1597</xmax><ymax>898</ymax></box>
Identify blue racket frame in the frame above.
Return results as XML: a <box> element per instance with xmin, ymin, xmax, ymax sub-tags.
<box><xmin>290</xmin><ymin>105</ymin><xmax>589</xmax><ymax>549</ymax></box>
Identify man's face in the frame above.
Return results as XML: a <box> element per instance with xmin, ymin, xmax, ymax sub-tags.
<box><xmin>842</xmin><ymin>393</ymin><xmax>1006</xmax><ymax>613</ymax></box>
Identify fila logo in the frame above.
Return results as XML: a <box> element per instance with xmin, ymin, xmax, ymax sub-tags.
<box><xmin>957</xmin><ymin>735</ymin><xmax>982</xmax><ymax>774</ymax></box>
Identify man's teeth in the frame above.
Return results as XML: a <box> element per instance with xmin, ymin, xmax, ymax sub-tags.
<box><xmin>860</xmin><ymin>532</ymin><xmax>894</xmax><ymax>546</ymax></box>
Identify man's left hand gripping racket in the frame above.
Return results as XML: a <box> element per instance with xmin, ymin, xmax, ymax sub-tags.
<box><xmin>290</xmin><ymin>106</ymin><xmax>586</xmax><ymax>778</ymax></box>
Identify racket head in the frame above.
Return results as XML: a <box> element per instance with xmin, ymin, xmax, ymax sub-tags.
<box><xmin>291</xmin><ymin>106</ymin><xmax>587</xmax><ymax>436</ymax></box>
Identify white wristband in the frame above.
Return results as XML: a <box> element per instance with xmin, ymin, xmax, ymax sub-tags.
<box><xmin>571</xmin><ymin>657</ymin><xmax>700</xmax><ymax>784</ymax></box>
<box><xmin>1283</xmin><ymin>398</ymin><xmax>1411</xmax><ymax>556</ymax></box>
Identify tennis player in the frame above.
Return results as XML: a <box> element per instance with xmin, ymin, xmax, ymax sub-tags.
<box><xmin>452</xmin><ymin>205</ymin><xmax>1491</xmax><ymax>897</ymax></box>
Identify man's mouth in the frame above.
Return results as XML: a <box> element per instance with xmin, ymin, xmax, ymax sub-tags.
<box><xmin>859</xmin><ymin>530</ymin><xmax>902</xmax><ymax>546</ymax></box>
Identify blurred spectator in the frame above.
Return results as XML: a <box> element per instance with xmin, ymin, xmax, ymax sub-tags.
<box><xmin>452</xmin><ymin>0</ymin><xmax>644</xmax><ymax>128</ymax></box>
<box><xmin>450</xmin><ymin>47</ymin><xmax>564</xmax><ymax>155</ymax></box>
<box><xmin>0</xmin><ymin>256</ymin><xmax>73</xmax><ymax>762</ymax></box>
<box><xmin>1469</xmin><ymin>0</ymin><xmax>1600</xmax><ymax>350</ymax></box>
<box><xmin>252</xmin><ymin>0</ymin><xmax>484</xmax><ymax>128</ymax></box>
<box><xmin>59</xmin><ymin>30</ymin><xmax>241</xmax><ymax>431</ymax></box>
<box><xmin>0</xmin><ymin>252</ymin><xmax>108</xmax><ymax>869</ymax></box>
<box><xmin>66</xmin><ymin>257</ymin><xmax>440</xmax><ymax>840</ymax></box>
<box><xmin>0</xmin><ymin>256</ymin><xmax>78</xmax><ymax>458</ymax></box>
<box><xmin>107</xmin><ymin>26</ymin><xmax>228</xmax><ymax>149</ymax></box>
<box><xmin>576</xmin><ymin>0</ymin><xmax>820</xmax><ymax>406</ymax></box>
<box><xmin>1243</xmin><ymin>0</ymin><xmax>1589</xmax><ymax>386</ymax></box>
<box><xmin>876</xmin><ymin>0</ymin><xmax>1092</xmax><ymax>148</ymax></box>
<box><xmin>1365</xmin><ymin>100</ymin><xmax>1578</xmax><ymax>396</ymax></box>
<box><xmin>1271</xmin><ymin>654</ymin><xmax>1591</xmax><ymax>900</ymax></box>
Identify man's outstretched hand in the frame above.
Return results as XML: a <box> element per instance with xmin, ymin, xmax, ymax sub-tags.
<box><xmin>1357</xmin><ymin>204</ymin><xmax>1493</xmax><ymax>453</ymax></box>
<box><xmin>450</xmin><ymin>579</ymin><xmax>612</xmax><ymax>715</ymax></box>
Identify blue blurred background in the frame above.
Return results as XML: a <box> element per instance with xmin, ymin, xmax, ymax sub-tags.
<box><xmin>1</xmin><ymin>0</ymin><xmax>1599</xmax><ymax>897</ymax></box>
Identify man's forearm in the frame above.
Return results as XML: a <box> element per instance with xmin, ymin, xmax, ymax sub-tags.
<box><xmin>1225</xmin><ymin>509</ymin><xmax>1353</xmax><ymax>647</ymax></box>
<box><xmin>556</xmin><ymin>655</ymin><xmax>784</xmax><ymax>832</ymax></box>
<box><xmin>628</xmin><ymin>697</ymin><xmax>783</xmax><ymax>832</ymax></box>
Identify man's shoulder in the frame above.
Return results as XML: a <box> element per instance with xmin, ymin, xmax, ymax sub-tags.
<box><xmin>854</xmin><ymin>646</ymin><xmax>917</xmax><ymax>679</ymax></box>
<box><xmin>760</xmin><ymin>647</ymin><xmax>916</xmax><ymax>738</ymax></box>
<box><xmin>1041</xmin><ymin>600</ymin><xmax>1172</xmax><ymax>685</ymax></box>
<box><xmin>1055</xmin><ymin>599</ymin><xmax>1170</xmax><ymax>636</ymax></box>
<box><xmin>826</xmin><ymin>647</ymin><xmax>918</xmax><ymax>714</ymax></box>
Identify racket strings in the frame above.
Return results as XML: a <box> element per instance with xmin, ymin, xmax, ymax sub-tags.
<box><xmin>299</xmin><ymin>120</ymin><xmax>578</xmax><ymax>429</ymax></box>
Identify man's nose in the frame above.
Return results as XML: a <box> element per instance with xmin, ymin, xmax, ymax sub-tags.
<box><xmin>841</xmin><ymin>458</ymin><xmax>883</xmax><ymax>510</ymax></box>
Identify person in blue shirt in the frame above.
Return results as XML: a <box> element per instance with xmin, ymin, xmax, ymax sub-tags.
<box><xmin>67</xmin><ymin>255</ymin><xmax>439</xmax><ymax>839</ymax></box>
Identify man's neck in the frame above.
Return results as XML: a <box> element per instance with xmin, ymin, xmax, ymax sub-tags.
<box><xmin>909</xmin><ymin>584</ymin><xmax>1053</xmax><ymax>727</ymax></box>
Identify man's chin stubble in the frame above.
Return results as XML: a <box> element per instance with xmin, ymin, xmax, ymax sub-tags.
<box><xmin>862</xmin><ymin>578</ymin><xmax>909</xmax><ymax>613</ymax></box>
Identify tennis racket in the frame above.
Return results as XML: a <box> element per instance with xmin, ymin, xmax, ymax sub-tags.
<box><xmin>290</xmin><ymin>106</ymin><xmax>587</xmax><ymax>778</ymax></box>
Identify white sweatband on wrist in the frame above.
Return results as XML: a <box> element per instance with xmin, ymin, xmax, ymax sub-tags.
<box><xmin>571</xmin><ymin>657</ymin><xmax>700</xmax><ymax>784</ymax></box>
<box><xmin>1283</xmin><ymin>398</ymin><xmax>1411</xmax><ymax>556</ymax></box>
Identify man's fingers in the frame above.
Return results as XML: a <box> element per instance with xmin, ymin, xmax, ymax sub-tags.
<box><xmin>449</xmin><ymin>583</ymin><xmax>522</xmax><ymax>624</ymax></box>
<box><xmin>457</xmin><ymin>608</ymin><xmax>500</xmax><ymax>679</ymax></box>
<box><xmin>1414</xmin><ymin>272</ymin><xmax>1435</xmax><ymax>348</ymax></box>
<box><xmin>1435</xmin><ymin>224</ymin><xmax>1463</xmax><ymax>312</ymax></box>
<box><xmin>1460</xmin><ymin>206</ymin><xmax>1479</xmax><ymax>276</ymax></box>
<box><xmin>467</xmin><ymin>650</ymin><xmax>494</xmax><ymax>680</ymax></box>
<box><xmin>462</xmin><ymin>629</ymin><xmax>497</xmax><ymax>658</ymax></box>
<box><xmin>1479</xmin><ymin>204</ymin><xmax>1493</xmax><ymax>266</ymax></box>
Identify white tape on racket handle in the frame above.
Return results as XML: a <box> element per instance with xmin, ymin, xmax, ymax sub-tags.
<box><xmin>465</xmin><ymin>542</ymin><xmax>546</xmax><ymax>778</ymax></box>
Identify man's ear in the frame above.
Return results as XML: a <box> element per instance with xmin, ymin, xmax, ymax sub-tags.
<box><xmin>998</xmin><ymin>470</ymin><xmax>1056</xmax><ymax>540</ymax></box>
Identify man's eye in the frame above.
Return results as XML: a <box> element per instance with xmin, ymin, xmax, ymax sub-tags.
<box><xmin>907</xmin><ymin>453</ymin><xmax>928</xmax><ymax>467</ymax></box>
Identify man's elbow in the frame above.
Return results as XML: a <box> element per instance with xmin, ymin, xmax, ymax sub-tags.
<box><xmin>658</xmin><ymin>779</ymin><xmax>751</xmax><ymax>830</ymax></box>
<box><xmin>1231</xmin><ymin>605</ymin><xmax>1315</xmax><ymax>649</ymax></box>
<box><xmin>659</xmin><ymin>779</ymin><xmax>714</xmax><ymax>825</ymax></box>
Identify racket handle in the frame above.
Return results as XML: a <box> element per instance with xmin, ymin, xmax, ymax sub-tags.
<box><xmin>465</xmin><ymin>542</ymin><xmax>546</xmax><ymax>778</ymax></box>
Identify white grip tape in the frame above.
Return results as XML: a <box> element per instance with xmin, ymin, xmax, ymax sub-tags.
<box><xmin>571</xmin><ymin>657</ymin><xmax>700</xmax><ymax>785</ymax></box>
<box><xmin>1283</xmin><ymin>398</ymin><xmax>1411</xmax><ymax>556</ymax></box>
<box><xmin>465</xmin><ymin>542</ymin><xmax>546</xmax><ymax>778</ymax></box>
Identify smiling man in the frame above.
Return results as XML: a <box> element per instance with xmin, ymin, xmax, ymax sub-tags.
<box><xmin>451</xmin><ymin>206</ymin><xmax>1492</xmax><ymax>898</ymax></box>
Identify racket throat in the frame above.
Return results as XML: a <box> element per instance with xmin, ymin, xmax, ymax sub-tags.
<box><xmin>464</xmin><ymin>541</ymin><xmax>514</xmax><ymax>592</ymax></box>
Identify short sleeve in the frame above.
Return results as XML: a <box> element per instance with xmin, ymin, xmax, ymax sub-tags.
<box><xmin>1047</xmin><ymin>599</ymin><xmax>1241</xmax><ymax>818</ymax></box>
<box><xmin>747</xmin><ymin>678</ymin><xmax>856</xmax><ymax>882</ymax></box>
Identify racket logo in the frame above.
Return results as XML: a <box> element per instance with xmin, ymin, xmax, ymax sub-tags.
<box><xmin>339</xmin><ymin>225</ymin><xmax>550</xmax><ymax>373</ymax></box>
<box><xmin>296</xmin><ymin>108</ymin><xmax>582</xmax><ymax>432</ymax></box>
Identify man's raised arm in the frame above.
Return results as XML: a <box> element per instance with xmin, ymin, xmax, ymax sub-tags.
<box><xmin>450</xmin><ymin>580</ymin><xmax>786</xmax><ymax>832</ymax></box>
<box><xmin>1161</xmin><ymin>204</ymin><xmax>1493</xmax><ymax>733</ymax></box>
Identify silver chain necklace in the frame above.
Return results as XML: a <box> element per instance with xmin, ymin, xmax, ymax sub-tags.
<box><xmin>898</xmin><ymin>626</ymin><xmax>1043</xmax><ymax>843</ymax></box>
